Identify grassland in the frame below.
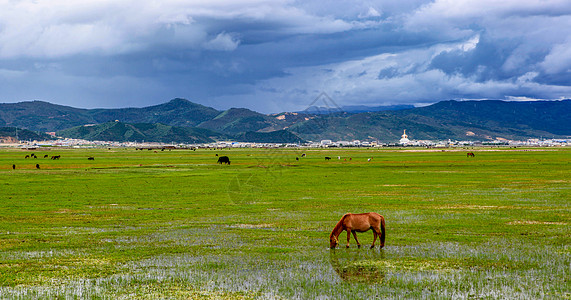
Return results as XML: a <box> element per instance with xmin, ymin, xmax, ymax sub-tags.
<box><xmin>0</xmin><ymin>146</ymin><xmax>569</xmax><ymax>299</ymax></box>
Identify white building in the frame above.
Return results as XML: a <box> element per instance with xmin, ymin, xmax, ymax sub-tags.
<box><xmin>399</xmin><ymin>130</ymin><xmax>410</xmax><ymax>145</ymax></box>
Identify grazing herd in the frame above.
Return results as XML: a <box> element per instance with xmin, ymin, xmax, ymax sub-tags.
<box><xmin>23</xmin><ymin>153</ymin><xmax>61</xmax><ymax>159</ymax></box>
<box><xmin>15</xmin><ymin>153</ymin><xmax>62</xmax><ymax>169</ymax></box>
<box><xmin>12</xmin><ymin>153</ymin><xmax>91</xmax><ymax>170</ymax></box>
<box><xmin>215</xmin><ymin>151</ymin><xmax>477</xmax><ymax>165</ymax></box>
<box><xmin>10</xmin><ymin>150</ymin><xmax>479</xmax><ymax>170</ymax></box>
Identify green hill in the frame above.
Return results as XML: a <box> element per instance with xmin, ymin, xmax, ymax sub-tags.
<box><xmin>234</xmin><ymin>130</ymin><xmax>305</xmax><ymax>144</ymax></box>
<box><xmin>0</xmin><ymin>127</ymin><xmax>55</xmax><ymax>142</ymax></box>
<box><xmin>0</xmin><ymin>98</ymin><xmax>220</xmax><ymax>132</ymax></box>
<box><xmin>289</xmin><ymin>100</ymin><xmax>571</xmax><ymax>142</ymax></box>
<box><xmin>89</xmin><ymin>98</ymin><xmax>220</xmax><ymax>127</ymax></box>
<box><xmin>289</xmin><ymin>112</ymin><xmax>454</xmax><ymax>142</ymax></box>
<box><xmin>57</xmin><ymin>122</ymin><xmax>231</xmax><ymax>144</ymax></box>
<box><xmin>406</xmin><ymin>100</ymin><xmax>571</xmax><ymax>137</ymax></box>
<box><xmin>197</xmin><ymin>108</ymin><xmax>280</xmax><ymax>134</ymax></box>
<box><xmin>0</xmin><ymin>101</ymin><xmax>96</xmax><ymax>132</ymax></box>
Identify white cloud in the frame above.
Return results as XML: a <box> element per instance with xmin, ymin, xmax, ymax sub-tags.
<box><xmin>239</xmin><ymin>34</ymin><xmax>571</xmax><ymax>111</ymax></box>
<box><xmin>409</xmin><ymin>0</ymin><xmax>571</xmax><ymax>22</ymax></box>
<box><xmin>516</xmin><ymin>72</ymin><xmax>539</xmax><ymax>84</ymax></box>
<box><xmin>0</xmin><ymin>0</ymin><xmax>357</xmax><ymax>58</ymax></box>
<box><xmin>541</xmin><ymin>41</ymin><xmax>571</xmax><ymax>74</ymax></box>
<box><xmin>404</xmin><ymin>0</ymin><xmax>571</xmax><ymax>51</ymax></box>
<box><xmin>203</xmin><ymin>32</ymin><xmax>241</xmax><ymax>51</ymax></box>
<box><xmin>505</xmin><ymin>96</ymin><xmax>545</xmax><ymax>101</ymax></box>
<box><xmin>0</xmin><ymin>0</ymin><xmax>570</xmax><ymax>111</ymax></box>
<box><xmin>358</xmin><ymin>7</ymin><xmax>382</xmax><ymax>19</ymax></box>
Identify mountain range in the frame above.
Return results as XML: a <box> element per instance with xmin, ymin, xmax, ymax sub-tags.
<box><xmin>0</xmin><ymin>98</ymin><xmax>569</xmax><ymax>143</ymax></box>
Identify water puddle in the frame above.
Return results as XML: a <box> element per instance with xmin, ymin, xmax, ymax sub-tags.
<box><xmin>329</xmin><ymin>249</ymin><xmax>385</xmax><ymax>283</ymax></box>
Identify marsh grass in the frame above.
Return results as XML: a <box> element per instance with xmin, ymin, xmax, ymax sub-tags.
<box><xmin>0</xmin><ymin>147</ymin><xmax>569</xmax><ymax>299</ymax></box>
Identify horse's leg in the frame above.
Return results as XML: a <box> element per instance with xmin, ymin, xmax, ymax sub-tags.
<box><xmin>346</xmin><ymin>229</ymin><xmax>351</xmax><ymax>248</ymax></box>
<box><xmin>351</xmin><ymin>231</ymin><xmax>361</xmax><ymax>248</ymax></box>
<box><xmin>371</xmin><ymin>230</ymin><xmax>378</xmax><ymax>249</ymax></box>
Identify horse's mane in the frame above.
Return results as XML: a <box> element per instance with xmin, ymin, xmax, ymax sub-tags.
<box><xmin>330</xmin><ymin>213</ymin><xmax>349</xmax><ymax>238</ymax></box>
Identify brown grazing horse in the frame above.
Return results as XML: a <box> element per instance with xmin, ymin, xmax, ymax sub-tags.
<box><xmin>330</xmin><ymin>212</ymin><xmax>385</xmax><ymax>249</ymax></box>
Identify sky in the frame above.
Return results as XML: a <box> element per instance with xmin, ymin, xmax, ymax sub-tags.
<box><xmin>1</xmin><ymin>0</ymin><xmax>570</xmax><ymax>113</ymax></box>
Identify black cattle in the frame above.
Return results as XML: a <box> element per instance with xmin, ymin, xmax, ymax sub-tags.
<box><xmin>51</xmin><ymin>155</ymin><xmax>61</xmax><ymax>160</ymax></box>
<box><xmin>12</xmin><ymin>164</ymin><xmax>15</xmax><ymax>170</ymax></box>
<box><xmin>325</xmin><ymin>157</ymin><xmax>331</xmax><ymax>160</ymax></box>
<box><xmin>88</xmin><ymin>157</ymin><xmax>95</xmax><ymax>160</ymax></box>
<box><xmin>217</xmin><ymin>156</ymin><xmax>231</xmax><ymax>165</ymax></box>
<box><xmin>25</xmin><ymin>155</ymin><xmax>29</xmax><ymax>159</ymax></box>
<box><xmin>296</xmin><ymin>157</ymin><xmax>299</xmax><ymax>161</ymax></box>
<box><xmin>44</xmin><ymin>155</ymin><xmax>49</xmax><ymax>158</ymax></box>
<box><xmin>36</xmin><ymin>164</ymin><xmax>40</xmax><ymax>169</ymax></box>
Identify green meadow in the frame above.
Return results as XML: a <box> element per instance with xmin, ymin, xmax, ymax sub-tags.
<box><xmin>0</xmin><ymin>147</ymin><xmax>569</xmax><ymax>299</ymax></box>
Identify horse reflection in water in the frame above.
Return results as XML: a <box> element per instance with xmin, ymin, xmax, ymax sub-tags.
<box><xmin>329</xmin><ymin>250</ymin><xmax>385</xmax><ymax>283</ymax></box>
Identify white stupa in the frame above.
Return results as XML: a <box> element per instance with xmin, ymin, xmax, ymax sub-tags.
<box><xmin>399</xmin><ymin>129</ymin><xmax>410</xmax><ymax>145</ymax></box>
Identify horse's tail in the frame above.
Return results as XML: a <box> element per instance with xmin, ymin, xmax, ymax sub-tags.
<box><xmin>380</xmin><ymin>215</ymin><xmax>385</xmax><ymax>248</ymax></box>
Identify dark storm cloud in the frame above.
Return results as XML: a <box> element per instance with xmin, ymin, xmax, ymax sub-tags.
<box><xmin>0</xmin><ymin>0</ymin><xmax>569</xmax><ymax>113</ymax></box>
